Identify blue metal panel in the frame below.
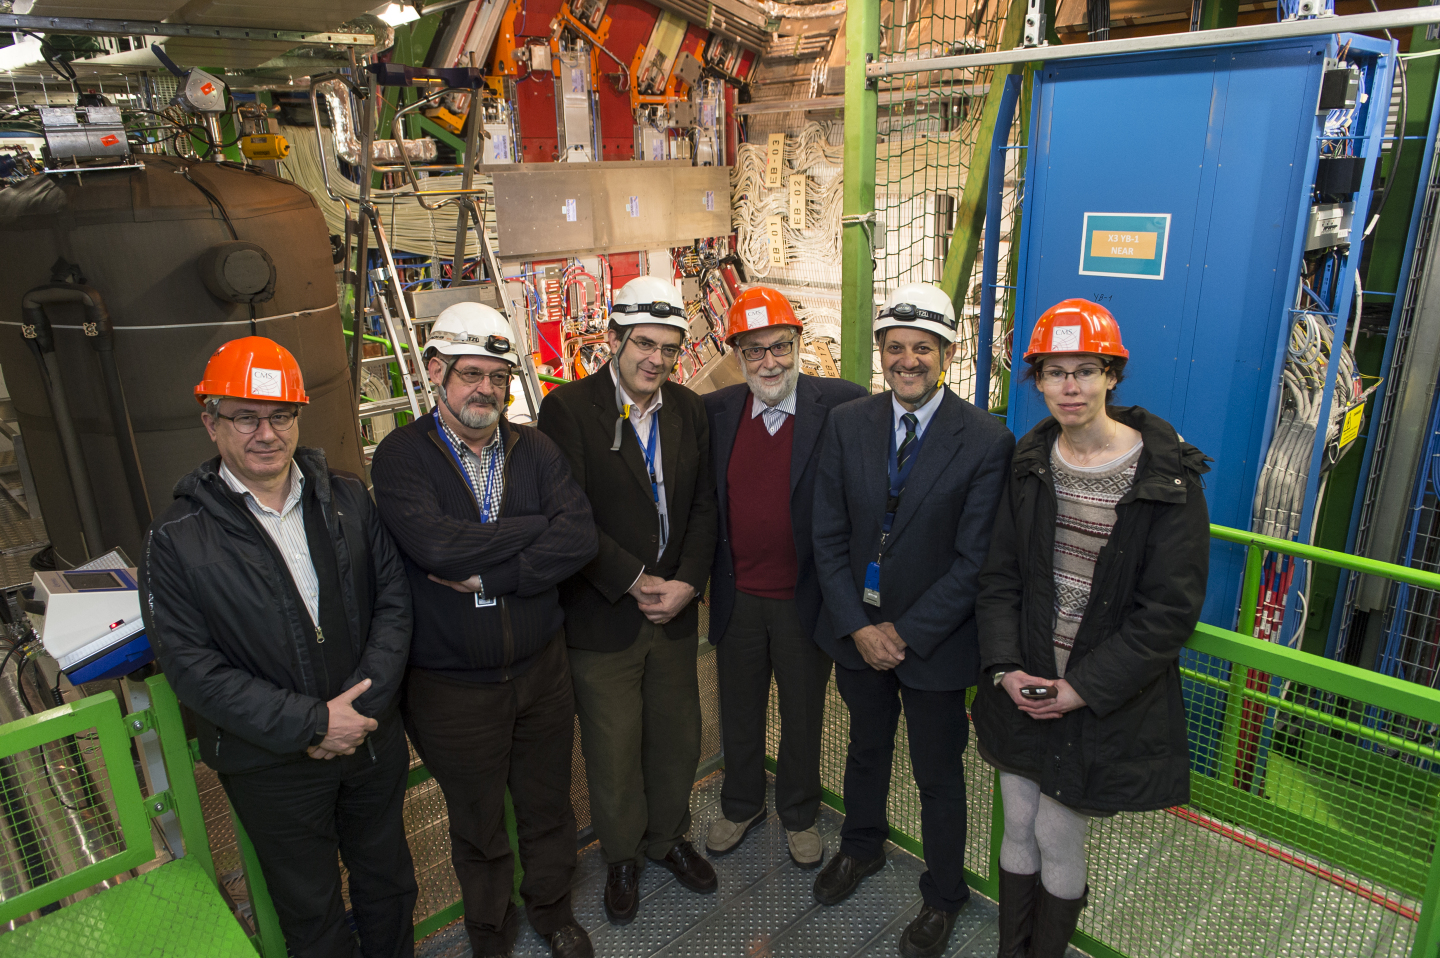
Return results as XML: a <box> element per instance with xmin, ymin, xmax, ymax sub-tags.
<box><xmin>1008</xmin><ymin>36</ymin><xmax>1390</xmax><ymax>629</ymax></box>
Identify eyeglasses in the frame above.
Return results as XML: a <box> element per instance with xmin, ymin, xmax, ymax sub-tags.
<box><xmin>628</xmin><ymin>336</ymin><xmax>683</xmax><ymax>362</ymax></box>
<box><xmin>1040</xmin><ymin>365</ymin><xmax>1107</xmax><ymax>384</ymax></box>
<box><xmin>450</xmin><ymin>367</ymin><xmax>512</xmax><ymax>388</ymax></box>
<box><xmin>739</xmin><ymin>340</ymin><xmax>796</xmax><ymax>362</ymax></box>
<box><xmin>215</xmin><ymin>411</ymin><xmax>299</xmax><ymax>434</ymax></box>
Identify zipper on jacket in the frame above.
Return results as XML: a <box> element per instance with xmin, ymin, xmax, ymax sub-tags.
<box><xmin>215</xmin><ymin>727</ymin><xmax>222</xmax><ymax>758</ymax></box>
<box><xmin>315</xmin><ymin>626</ymin><xmax>325</xmax><ymax>644</ymax></box>
<box><xmin>366</xmin><ymin>738</ymin><xmax>377</xmax><ymax>764</ymax></box>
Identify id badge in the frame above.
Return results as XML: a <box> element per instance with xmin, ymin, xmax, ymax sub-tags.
<box><xmin>863</xmin><ymin>561</ymin><xmax>882</xmax><ymax>607</ymax></box>
<box><xmin>475</xmin><ymin>594</ymin><xmax>497</xmax><ymax>609</ymax></box>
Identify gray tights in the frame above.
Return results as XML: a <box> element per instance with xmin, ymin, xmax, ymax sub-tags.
<box><xmin>997</xmin><ymin>771</ymin><xmax>1088</xmax><ymax>899</ymax></box>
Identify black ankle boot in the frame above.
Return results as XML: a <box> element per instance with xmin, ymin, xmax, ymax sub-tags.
<box><xmin>1028</xmin><ymin>884</ymin><xmax>1087</xmax><ymax>958</ymax></box>
<box><xmin>996</xmin><ymin>869</ymin><xmax>1038</xmax><ymax>958</ymax></box>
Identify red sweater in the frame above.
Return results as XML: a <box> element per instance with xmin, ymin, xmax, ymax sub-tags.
<box><xmin>727</xmin><ymin>407</ymin><xmax>798</xmax><ymax>599</ymax></box>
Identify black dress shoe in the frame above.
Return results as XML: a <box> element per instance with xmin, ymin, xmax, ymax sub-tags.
<box><xmin>658</xmin><ymin>840</ymin><xmax>718</xmax><ymax>892</ymax></box>
<box><xmin>813</xmin><ymin>851</ymin><xmax>886</xmax><ymax>906</ymax></box>
<box><xmin>898</xmin><ymin>904</ymin><xmax>961</xmax><ymax>958</ymax></box>
<box><xmin>548</xmin><ymin>921</ymin><xmax>594</xmax><ymax>958</ymax></box>
<box><xmin>603</xmin><ymin>862</ymin><xmax>639</xmax><ymax>925</ymax></box>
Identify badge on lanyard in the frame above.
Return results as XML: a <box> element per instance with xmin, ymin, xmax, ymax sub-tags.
<box><xmin>475</xmin><ymin>594</ymin><xmax>497</xmax><ymax>609</ymax></box>
<box><xmin>863</xmin><ymin>562</ymin><xmax>882</xmax><ymax>607</ymax></box>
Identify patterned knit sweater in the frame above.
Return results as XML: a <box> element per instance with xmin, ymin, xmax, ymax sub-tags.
<box><xmin>1051</xmin><ymin>438</ymin><xmax>1143</xmax><ymax>676</ymax></box>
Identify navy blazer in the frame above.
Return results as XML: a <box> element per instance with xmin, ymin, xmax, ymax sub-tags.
<box><xmin>812</xmin><ymin>388</ymin><xmax>1014</xmax><ymax>691</ymax></box>
<box><xmin>705</xmin><ymin>373</ymin><xmax>868</xmax><ymax>646</ymax></box>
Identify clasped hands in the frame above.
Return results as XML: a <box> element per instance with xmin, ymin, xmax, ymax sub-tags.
<box><xmin>307</xmin><ymin>678</ymin><xmax>380</xmax><ymax>760</ymax></box>
<box><xmin>851</xmin><ymin>622</ymin><xmax>908</xmax><ymax>670</ymax></box>
<box><xmin>999</xmin><ymin>669</ymin><xmax>1086</xmax><ymax>719</ymax></box>
<box><xmin>629</xmin><ymin>573</ymin><xmax>695</xmax><ymax>624</ymax></box>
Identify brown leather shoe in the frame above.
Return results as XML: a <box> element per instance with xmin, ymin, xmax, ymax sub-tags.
<box><xmin>603</xmin><ymin>862</ymin><xmax>639</xmax><ymax>925</ymax></box>
<box><xmin>657</xmin><ymin>840</ymin><xmax>718</xmax><ymax>892</ymax></box>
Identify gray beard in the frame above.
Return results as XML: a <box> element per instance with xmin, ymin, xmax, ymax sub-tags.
<box><xmin>438</xmin><ymin>383</ymin><xmax>501</xmax><ymax>430</ymax></box>
<box><xmin>745</xmin><ymin>364</ymin><xmax>800</xmax><ymax>408</ymax></box>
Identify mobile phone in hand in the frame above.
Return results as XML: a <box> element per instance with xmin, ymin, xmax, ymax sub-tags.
<box><xmin>1020</xmin><ymin>685</ymin><xmax>1058</xmax><ymax>700</ymax></box>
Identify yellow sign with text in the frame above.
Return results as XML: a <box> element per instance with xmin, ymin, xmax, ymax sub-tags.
<box><xmin>1340</xmin><ymin>405</ymin><xmax>1364</xmax><ymax>447</ymax></box>
<box><xmin>1089</xmin><ymin>231</ymin><xmax>1158</xmax><ymax>260</ymax></box>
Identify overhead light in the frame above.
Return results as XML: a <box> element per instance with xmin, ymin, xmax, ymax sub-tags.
<box><xmin>374</xmin><ymin>2</ymin><xmax>421</xmax><ymax>25</ymax></box>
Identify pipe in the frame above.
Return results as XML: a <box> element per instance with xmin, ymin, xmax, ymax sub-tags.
<box><xmin>19</xmin><ymin>287</ymin><xmax>104</xmax><ymax>559</ymax></box>
<box><xmin>313</xmin><ymin>77</ymin><xmax>437</xmax><ymax>171</ymax></box>
<box><xmin>80</xmin><ymin>289</ymin><xmax>152</xmax><ymax>530</ymax></box>
<box><xmin>977</xmin><ymin>73</ymin><xmax>1022</xmax><ymax>412</ymax></box>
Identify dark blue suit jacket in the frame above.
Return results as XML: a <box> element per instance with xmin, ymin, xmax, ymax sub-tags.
<box><xmin>812</xmin><ymin>388</ymin><xmax>1014</xmax><ymax>690</ymax></box>
<box><xmin>705</xmin><ymin>373</ymin><xmax>868</xmax><ymax>646</ymax></box>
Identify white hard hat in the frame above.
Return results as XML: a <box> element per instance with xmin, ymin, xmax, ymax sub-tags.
<box><xmin>610</xmin><ymin>276</ymin><xmax>689</xmax><ymax>334</ymax></box>
<box><xmin>874</xmin><ymin>283</ymin><xmax>959</xmax><ymax>345</ymax></box>
<box><xmin>426</xmin><ymin>302</ymin><xmax>519</xmax><ymax>366</ymax></box>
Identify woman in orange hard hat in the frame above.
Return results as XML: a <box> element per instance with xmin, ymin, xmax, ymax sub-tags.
<box><xmin>971</xmin><ymin>300</ymin><xmax>1211</xmax><ymax>958</ymax></box>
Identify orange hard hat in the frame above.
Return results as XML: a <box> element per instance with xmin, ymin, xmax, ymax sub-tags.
<box><xmin>725</xmin><ymin>286</ymin><xmax>802</xmax><ymax>345</ymax></box>
<box><xmin>1024</xmin><ymin>299</ymin><xmax>1129</xmax><ymax>362</ymax></box>
<box><xmin>194</xmin><ymin>336</ymin><xmax>310</xmax><ymax>406</ymax></box>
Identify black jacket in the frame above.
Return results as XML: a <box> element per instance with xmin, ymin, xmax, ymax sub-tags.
<box><xmin>705</xmin><ymin>374</ymin><xmax>868</xmax><ymax>645</ymax></box>
<box><xmin>370</xmin><ymin>414</ymin><xmax>596</xmax><ymax>680</ymax></box>
<box><xmin>812</xmin><ymin>388</ymin><xmax>1014</xmax><ymax>691</ymax></box>
<box><xmin>537</xmin><ymin>363</ymin><xmax>718</xmax><ymax>651</ymax></box>
<box><xmin>140</xmin><ymin>448</ymin><xmax>412</xmax><ymax>775</ymax></box>
<box><xmin>972</xmin><ymin>405</ymin><xmax>1210</xmax><ymax>812</ymax></box>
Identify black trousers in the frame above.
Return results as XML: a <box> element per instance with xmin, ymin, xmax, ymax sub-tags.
<box><xmin>220</xmin><ymin>721</ymin><xmax>417</xmax><ymax>958</ymax></box>
<box><xmin>402</xmin><ymin>635</ymin><xmax>578</xmax><ymax>955</ymax></box>
<box><xmin>834</xmin><ymin>663</ymin><xmax>971</xmax><ymax>912</ymax></box>
<box><xmin>717</xmin><ymin>591</ymin><xmax>832</xmax><ymax>830</ymax></box>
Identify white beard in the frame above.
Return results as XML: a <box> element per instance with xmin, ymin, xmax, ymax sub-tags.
<box><xmin>745</xmin><ymin>363</ymin><xmax>800</xmax><ymax>408</ymax></box>
<box><xmin>438</xmin><ymin>383</ymin><xmax>502</xmax><ymax>430</ymax></box>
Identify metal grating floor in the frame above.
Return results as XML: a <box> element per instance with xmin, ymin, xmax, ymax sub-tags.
<box><xmin>415</xmin><ymin>772</ymin><xmax>1084</xmax><ymax>958</ymax></box>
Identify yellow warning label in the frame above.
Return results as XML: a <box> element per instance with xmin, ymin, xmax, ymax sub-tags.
<box><xmin>1340</xmin><ymin>404</ymin><xmax>1364</xmax><ymax>447</ymax></box>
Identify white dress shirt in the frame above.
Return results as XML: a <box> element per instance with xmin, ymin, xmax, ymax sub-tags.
<box><xmin>891</xmin><ymin>386</ymin><xmax>944</xmax><ymax>447</ymax></box>
<box><xmin>612</xmin><ymin>366</ymin><xmax>669</xmax><ymax>560</ymax></box>
<box><xmin>221</xmin><ymin>460</ymin><xmax>320</xmax><ymax>626</ymax></box>
<box><xmin>750</xmin><ymin>386</ymin><xmax>798</xmax><ymax>436</ymax></box>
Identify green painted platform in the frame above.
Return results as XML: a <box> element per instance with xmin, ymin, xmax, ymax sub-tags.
<box><xmin>0</xmin><ymin>856</ymin><xmax>254</xmax><ymax>958</ymax></box>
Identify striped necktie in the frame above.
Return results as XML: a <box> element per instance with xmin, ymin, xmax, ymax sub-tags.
<box><xmin>897</xmin><ymin>413</ymin><xmax>919</xmax><ymax>472</ymax></box>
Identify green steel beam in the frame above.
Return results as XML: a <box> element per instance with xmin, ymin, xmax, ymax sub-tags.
<box><xmin>232</xmin><ymin>811</ymin><xmax>286</xmax><ymax>958</ymax></box>
<box><xmin>145</xmin><ymin>675</ymin><xmax>217</xmax><ymax>885</ymax></box>
<box><xmin>936</xmin><ymin>0</ymin><xmax>1029</xmax><ymax>319</ymax></box>
<box><xmin>839</xmin><ymin>0</ymin><xmax>881</xmax><ymax>387</ymax></box>
<box><xmin>1196</xmin><ymin>0</ymin><xmax>1240</xmax><ymax>31</ymax></box>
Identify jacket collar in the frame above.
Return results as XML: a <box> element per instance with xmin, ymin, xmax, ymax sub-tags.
<box><xmin>173</xmin><ymin>446</ymin><xmax>333</xmax><ymax>534</ymax></box>
<box><xmin>1013</xmin><ymin>405</ymin><xmax>1210</xmax><ymax>504</ymax></box>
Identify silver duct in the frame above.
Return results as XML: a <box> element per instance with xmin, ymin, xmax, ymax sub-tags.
<box><xmin>315</xmin><ymin>79</ymin><xmax>439</xmax><ymax>167</ymax></box>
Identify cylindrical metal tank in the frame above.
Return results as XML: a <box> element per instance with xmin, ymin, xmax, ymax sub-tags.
<box><xmin>0</xmin><ymin>157</ymin><xmax>363</xmax><ymax>563</ymax></box>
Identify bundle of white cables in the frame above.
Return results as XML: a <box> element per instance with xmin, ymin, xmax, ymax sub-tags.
<box><xmin>730</xmin><ymin>122</ymin><xmax>845</xmax><ymax>279</ymax></box>
<box><xmin>277</xmin><ymin>124</ymin><xmax>494</xmax><ymax>260</ymax></box>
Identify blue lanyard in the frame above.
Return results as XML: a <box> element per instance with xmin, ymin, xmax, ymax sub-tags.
<box><xmin>633</xmin><ymin>411</ymin><xmax>660</xmax><ymax>504</ymax></box>
<box><xmin>882</xmin><ymin>417</ymin><xmax>928</xmax><ymax>537</ymax></box>
<box><xmin>434</xmin><ymin>408</ymin><xmax>502</xmax><ymax>522</ymax></box>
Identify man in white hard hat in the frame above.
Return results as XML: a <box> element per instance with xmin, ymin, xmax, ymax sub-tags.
<box><xmin>371</xmin><ymin>303</ymin><xmax>599</xmax><ymax>958</ymax></box>
<box><xmin>811</xmin><ymin>283</ymin><xmax>1014</xmax><ymax>958</ymax></box>
<box><xmin>537</xmin><ymin>276</ymin><xmax>719</xmax><ymax>925</ymax></box>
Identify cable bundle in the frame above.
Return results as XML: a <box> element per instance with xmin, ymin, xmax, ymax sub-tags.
<box><xmin>730</xmin><ymin>121</ymin><xmax>845</xmax><ymax>280</ymax></box>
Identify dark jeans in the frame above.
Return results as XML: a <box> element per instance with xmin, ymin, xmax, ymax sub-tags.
<box><xmin>717</xmin><ymin>591</ymin><xmax>832</xmax><ymax>830</ymax></box>
<box><xmin>569</xmin><ymin>622</ymin><xmax>701</xmax><ymax>864</ymax></box>
<box><xmin>834</xmin><ymin>663</ymin><xmax>971</xmax><ymax>912</ymax></box>
<box><xmin>220</xmin><ymin>721</ymin><xmax>417</xmax><ymax>958</ymax></box>
<box><xmin>402</xmin><ymin>635</ymin><xmax>578</xmax><ymax>955</ymax></box>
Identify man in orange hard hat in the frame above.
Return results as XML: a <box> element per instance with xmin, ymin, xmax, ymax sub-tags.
<box><xmin>701</xmin><ymin>286</ymin><xmax>864</xmax><ymax>869</ymax></box>
<box><xmin>140</xmin><ymin>336</ymin><xmax>418</xmax><ymax>958</ymax></box>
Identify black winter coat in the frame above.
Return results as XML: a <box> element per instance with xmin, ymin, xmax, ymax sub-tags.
<box><xmin>141</xmin><ymin>448</ymin><xmax>413</xmax><ymax>774</ymax></box>
<box><xmin>972</xmin><ymin>406</ymin><xmax>1210</xmax><ymax>812</ymax></box>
